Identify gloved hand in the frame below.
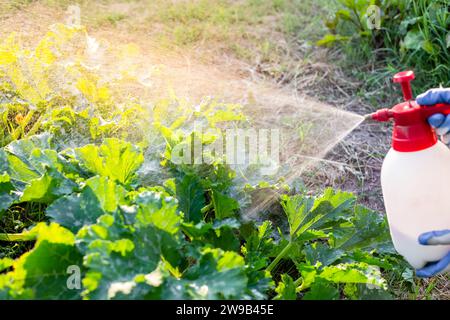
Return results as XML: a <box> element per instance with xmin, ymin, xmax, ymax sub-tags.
<box><xmin>416</xmin><ymin>230</ymin><xmax>450</xmax><ymax>278</ymax></box>
<box><xmin>415</xmin><ymin>89</ymin><xmax>450</xmax><ymax>277</ymax></box>
<box><xmin>417</xmin><ymin>88</ymin><xmax>450</xmax><ymax>146</ymax></box>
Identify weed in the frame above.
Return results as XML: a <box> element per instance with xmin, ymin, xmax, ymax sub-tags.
<box><xmin>319</xmin><ymin>0</ymin><xmax>450</xmax><ymax>92</ymax></box>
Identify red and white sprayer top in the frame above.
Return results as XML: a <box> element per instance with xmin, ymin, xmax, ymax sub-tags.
<box><xmin>370</xmin><ymin>71</ymin><xmax>450</xmax><ymax>152</ymax></box>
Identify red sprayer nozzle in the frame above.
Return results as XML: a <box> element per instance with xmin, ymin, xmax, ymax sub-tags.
<box><xmin>393</xmin><ymin>70</ymin><xmax>415</xmax><ymax>101</ymax></box>
<box><xmin>368</xmin><ymin>70</ymin><xmax>450</xmax><ymax>152</ymax></box>
<box><xmin>368</xmin><ymin>109</ymin><xmax>394</xmax><ymax>122</ymax></box>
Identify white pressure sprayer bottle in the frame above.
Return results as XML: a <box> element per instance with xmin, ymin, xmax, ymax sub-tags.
<box><xmin>369</xmin><ymin>70</ymin><xmax>450</xmax><ymax>273</ymax></box>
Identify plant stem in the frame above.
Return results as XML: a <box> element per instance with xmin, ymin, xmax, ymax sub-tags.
<box><xmin>266</xmin><ymin>241</ymin><xmax>293</xmax><ymax>273</ymax></box>
<box><xmin>0</xmin><ymin>232</ymin><xmax>36</xmax><ymax>242</ymax></box>
<box><xmin>201</xmin><ymin>202</ymin><xmax>213</xmax><ymax>214</ymax></box>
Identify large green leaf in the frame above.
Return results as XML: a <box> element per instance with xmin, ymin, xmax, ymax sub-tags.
<box><xmin>46</xmin><ymin>187</ymin><xmax>104</xmax><ymax>232</ymax></box>
<box><xmin>0</xmin><ymin>150</ymin><xmax>8</xmax><ymax>173</ymax></box>
<box><xmin>333</xmin><ymin>205</ymin><xmax>394</xmax><ymax>253</ymax></box>
<box><xmin>0</xmin><ymin>258</ymin><xmax>14</xmax><ymax>272</ymax></box>
<box><xmin>304</xmin><ymin>242</ymin><xmax>345</xmax><ymax>266</ymax></box>
<box><xmin>211</xmin><ymin>189</ymin><xmax>239</xmax><ymax>220</ymax></box>
<box><xmin>77</xmin><ymin>213</ymin><xmax>181</xmax><ymax>300</ymax></box>
<box><xmin>160</xmin><ymin>249</ymin><xmax>247</xmax><ymax>300</ymax></box>
<box><xmin>85</xmin><ymin>176</ymin><xmax>126</xmax><ymax>213</ymax></box>
<box><xmin>181</xmin><ymin>218</ymin><xmax>240</xmax><ymax>252</ymax></box>
<box><xmin>239</xmin><ymin>221</ymin><xmax>275</xmax><ymax>299</ymax></box>
<box><xmin>302</xmin><ymin>206</ymin><xmax>394</xmax><ymax>267</ymax></box>
<box><xmin>74</xmin><ymin>138</ymin><xmax>144</xmax><ymax>186</ymax></box>
<box><xmin>4</xmin><ymin>153</ymin><xmax>40</xmax><ymax>189</ymax></box>
<box><xmin>20</xmin><ymin>168</ymin><xmax>77</xmax><ymax>203</ymax></box>
<box><xmin>20</xmin><ymin>240</ymin><xmax>83</xmax><ymax>299</ymax></box>
<box><xmin>0</xmin><ymin>174</ymin><xmax>17</xmax><ymax>216</ymax></box>
<box><xmin>28</xmin><ymin>148</ymin><xmax>77</xmax><ymax>175</ymax></box>
<box><xmin>2</xmin><ymin>223</ymin><xmax>83</xmax><ymax>300</ymax></box>
<box><xmin>242</xmin><ymin>220</ymin><xmax>275</xmax><ymax>270</ymax></box>
<box><xmin>281</xmin><ymin>188</ymin><xmax>355</xmax><ymax>239</ymax></box>
<box><xmin>274</xmin><ymin>274</ymin><xmax>297</xmax><ymax>300</ymax></box>
<box><xmin>4</xmin><ymin>133</ymin><xmax>52</xmax><ymax>166</ymax></box>
<box><xmin>46</xmin><ymin>176</ymin><xmax>127</xmax><ymax>232</ymax></box>
<box><xmin>109</xmin><ymin>248</ymin><xmax>249</xmax><ymax>300</ymax></box>
<box><xmin>175</xmin><ymin>173</ymin><xmax>205</xmax><ymax>223</ymax></box>
<box><xmin>302</xmin><ymin>279</ymin><xmax>339</xmax><ymax>300</ymax></box>
<box><xmin>403</xmin><ymin>30</ymin><xmax>424</xmax><ymax>50</ymax></box>
<box><xmin>0</xmin><ymin>170</ymin><xmax>19</xmax><ymax>216</ymax></box>
<box><xmin>135</xmin><ymin>190</ymin><xmax>181</xmax><ymax>234</ymax></box>
<box><xmin>1</xmin><ymin>135</ymin><xmax>73</xmax><ymax>192</ymax></box>
<box><xmin>75</xmin><ymin>188</ymin><xmax>183</xmax><ymax>299</ymax></box>
<box><xmin>297</xmin><ymin>262</ymin><xmax>387</xmax><ymax>294</ymax></box>
<box><xmin>343</xmin><ymin>283</ymin><xmax>393</xmax><ymax>300</ymax></box>
<box><xmin>318</xmin><ymin>263</ymin><xmax>386</xmax><ymax>288</ymax></box>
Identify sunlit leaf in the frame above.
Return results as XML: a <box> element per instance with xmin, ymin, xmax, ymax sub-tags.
<box><xmin>74</xmin><ymin>139</ymin><xmax>144</xmax><ymax>186</ymax></box>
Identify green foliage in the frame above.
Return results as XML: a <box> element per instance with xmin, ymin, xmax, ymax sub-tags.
<box><xmin>274</xmin><ymin>274</ymin><xmax>297</xmax><ymax>300</ymax></box>
<box><xmin>173</xmin><ymin>174</ymin><xmax>205</xmax><ymax>223</ymax></box>
<box><xmin>73</xmin><ymin>139</ymin><xmax>144</xmax><ymax>186</ymax></box>
<box><xmin>0</xmin><ymin>25</ymin><xmax>152</xmax><ymax>148</ymax></box>
<box><xmin>319</xmin><ymin>0</ymin><xmax>450</xmax><ymax>90</ymax></box>
<box><xmin>0</xmin><ymin>24</ymin><xmax>406</xmax><ymax>300</ymax></box>
<box><xmin>268</xmin><ymin>189</ymin><xmax>397</xmax><ymax>299</ymax></box>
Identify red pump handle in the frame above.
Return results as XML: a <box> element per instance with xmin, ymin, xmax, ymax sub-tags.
<box><xmin>370</xmin><ymin>71</ymin><xmax>450</xmax><ymax>152</ymax></box>
<box><xmin>420</xmin><ymin>103</ymin><xmax>450</xmax><ymax>118</ymax></box>
<box><xmin>393</xmin><ymin>70</ymin><xmax>415</xmax><ymax>101</ymax></box>
<box><xmin>372</xmin><ymin>71</ymin><xmax>450</xmax><ymax>120</ymax></box>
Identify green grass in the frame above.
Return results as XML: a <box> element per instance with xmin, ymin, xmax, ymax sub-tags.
<box><xmin>104</xmin><ymin>13</ymin><xmax>127</xmax><ymax>25</ymax></box>
<box><xmin>0</xmin><ymin>0</ymin><xmax>333</xmax><ymax>81</ymax></box>
<box><xmin>148</xmin><ymin>0</ymin><xmax>281</xmax><ymax>46</ymax></box>
<box><xmin>0</xmin><ymin>0</ymin><xmax>32</xmax><ymax>12</ymax></box>
<box><xmin>319</xmin><ymin>0</ymin><xmax>450</xmax><ymax>103</ymax></box>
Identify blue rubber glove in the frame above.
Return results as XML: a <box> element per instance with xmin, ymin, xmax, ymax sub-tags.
<box><xmin>417</xmin><ymin>88</ymin><xmax>450</xmax><ymax>146</ymax></box>
<box><xmin>416</xmin><ymin>230</ymin><xmax>450</xmax><ymax>278</ymax></box>
<box><xmin>414</xmin><ymin>89</ymin><xmax>450</xmax><ymax>277</ymax></box>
